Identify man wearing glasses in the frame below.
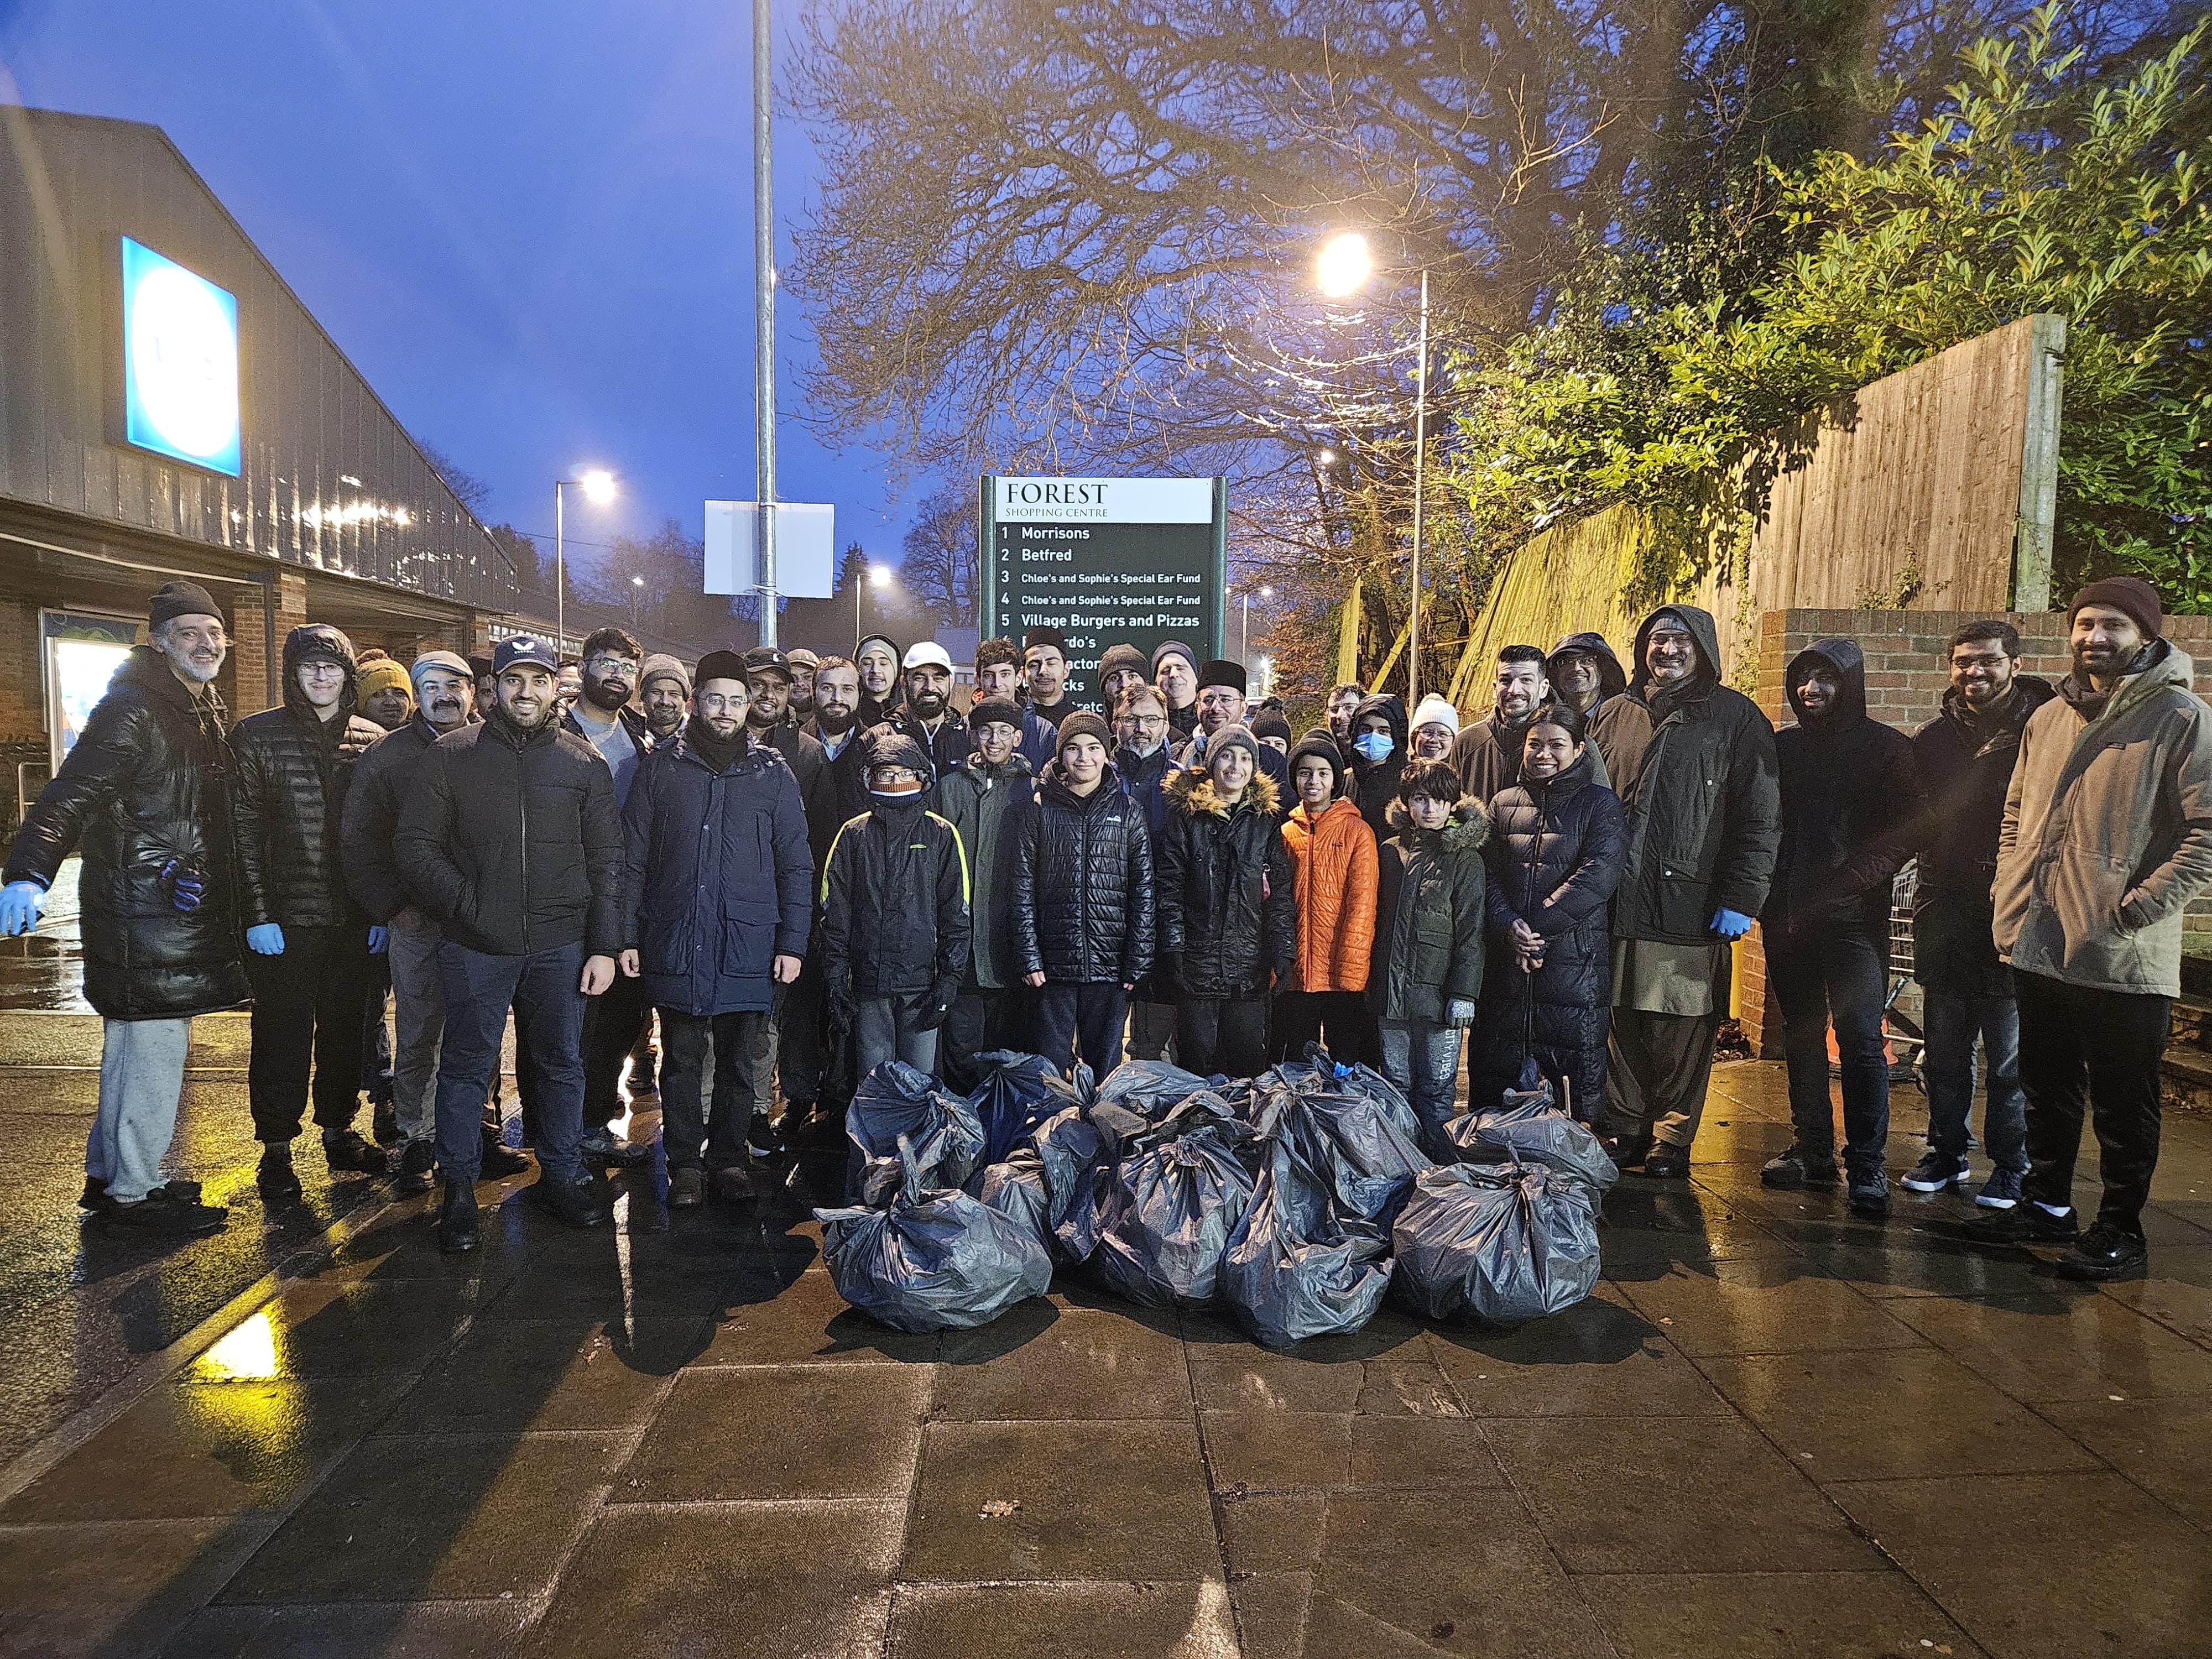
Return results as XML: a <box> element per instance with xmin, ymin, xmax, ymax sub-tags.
<box><xmin>1115</xmin><ymin>683</ymin><xmax>1183</xmax><ymax>1061</ymax></box>
<box><xmin>565</xmin><ymin>628</ymin><xmax>656</xmax><ymax>1167</ymax></box>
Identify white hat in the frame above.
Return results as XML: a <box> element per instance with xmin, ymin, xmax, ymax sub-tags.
<box><xmin>1411</xmin><ymin>694</ymin><xmax>1460</xmax><ymax>738</ymax></box>
<box><xmin>902</xmin><ymin>641</ymin><xmax>954</xmax><ymax>672</ymax></box>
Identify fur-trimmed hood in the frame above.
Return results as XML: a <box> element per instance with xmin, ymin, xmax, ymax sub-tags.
<box><xmin>1167</xmin><ymin>765</ymin><xmax>1280</xmax><ymax>819</ymax></box>
<box><xmin>1384</xmin><ymin>792</ymin><xmax>1489</xmax><ymax>852</ymax></box>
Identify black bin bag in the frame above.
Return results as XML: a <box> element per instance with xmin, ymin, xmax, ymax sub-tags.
<box><xmin>974</xmin><ymin>1144</ymin><xmax>1052</xmax><ymax>1256</ymax></box>
<box><xmin>1030</xmin><ymin>1100</ymin><xmax>1149</xmax><ymax>1265</ymax></box>
<box><xmin>1389</xmin><ymin>1160</ymin><xmax>1602</xmax><ymax>1326</ymax></box>
<box><xmin>1219</xmin><ymin>1123</ymin><xmax>1392</xmax><ymax>1346</ymax></box>
<box><xmin>1089</xmin><ymin>1095</ymin><xmax>1255</xmax><ymax>1307</ymax></box>
<box><xmin>847</xmin><ymin>1060</ymin><xmax>987</xmax><ymax>1190</ymax></box>
<box><xmin>966</xmin><ymin>1051</ymin><xmax>1089</xmax><ymax>1165</ymax></box>
<box><xmin>1443</xmin><ymin>1058</ymin><xmax>1619</xmax><ymax>1193</ymax></box>
<box><xmin>1094</xmin><ymin>1058</ymin><xmax>1217</xmax><ymax>1121</ymax></box>
<box><xmin>817</xmin><ymin>1141</ymin><xmax>1054</xmax><ymax>1332</ymax></box>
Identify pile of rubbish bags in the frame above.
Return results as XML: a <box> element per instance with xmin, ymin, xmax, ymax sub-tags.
<box><xmin>816</xmin><ymin>1050</ymin><xmax>1618</xmax><ymax>1344</ymax></box>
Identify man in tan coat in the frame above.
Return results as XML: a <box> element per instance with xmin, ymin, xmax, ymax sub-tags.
<box><xmin>1976</xmin><ymin>577</ymin><xmax>2212</xmax><ymax>1279</ymax></box>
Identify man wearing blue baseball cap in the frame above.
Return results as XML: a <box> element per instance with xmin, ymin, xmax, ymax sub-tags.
<box><xmin>395</xmin><ymin>635</ymin><xmax>627</xmax><ymax>1251</ymax></box>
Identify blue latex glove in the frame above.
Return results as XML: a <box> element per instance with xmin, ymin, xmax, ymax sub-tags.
<box><xmin>367</xmin><ymin>925</ymin><xmax>389</xmax><ymax>955</ymax></box>
<box><xmin>0</xmin><ymin>880</ymin><xmax>46</xmax><ymax>937</ymax></box>
<box><xmin>158</xmin><ymin>857</ymin><xmax>206</xmax><ymax>914</ymax></box>
<box><xmin>246</xmin><ymin>924</ymin><xmax>286</xmax><ymax>955</ymax></box>
<box><xmin>1445</xmin><ymin>998</ymin><xmax>1478</xmax><ymax>1028</ymax></box>
<box><xmin>1709</xmin><ymin>907</ymin><xmax>1755</xmax><ymax>941</ymax></box>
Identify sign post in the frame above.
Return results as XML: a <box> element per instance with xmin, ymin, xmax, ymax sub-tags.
<box><xmin>979</xmin><ymin>476</ymin><xmax>1227</xmax><ymax>706</ymax></box>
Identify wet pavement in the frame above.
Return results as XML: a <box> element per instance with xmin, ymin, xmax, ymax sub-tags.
<box><xmin>0</xmin><ymin>1029</ymin><xmax>2208</xmax><ymax>1657</ymax></box>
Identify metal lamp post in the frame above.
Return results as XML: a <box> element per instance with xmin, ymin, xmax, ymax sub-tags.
<box><xmin>554</xmin><ymin>469</ymin><xmax>616</xmax><ymax>656</ymax></box>
<box><xmin>752</xmin><ymin>0</ymin><xmax>778</xmax><ymax>645</ymax></box>
<box><xmin>1317</xmin><ymin>232</ymin><xmax>1430</xmax><ymax>710</ymax></box>
<box><xmin>629</xmin><ymin>573</ymin><xmax>645</xmax><ymax>629</ymax></box>
<box><xmin>856</xmin><ymin>561</ymin><xmax>891</xmax><ymax>642</ymax></box>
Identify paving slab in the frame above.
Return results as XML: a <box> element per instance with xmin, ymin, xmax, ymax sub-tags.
<box><xmin>1424</xmin><ymin>1285</ymin><xmax>1735</xmax><ymax>1417</ymax></box>
<box><xmin>614</xmin><ymin>1364</ymin><xmax>928</xmax><ymax>1501</ymax></box>
<box><xmin>932</xmin><ymin>1298</ymin><xmax>1190</xmax><ymax>1419</ymax></box>
<box><xmin>1577</xmin><ymin>1569</ymin><xmax>1992</xmax><ymax>1658</ymax></box>
<box><xmin>371</xmin><ymin>1316</ymin><xmax>701</xmax><ymax>1434</ymax></box>
<box><xmin>1886</xmin><ymin>1284</ymin><xmax>2212</xmax><ymax>1401</ymax></box>
<box><xmin>885</xmin><ymin>1579</ymin><xmax>1238</xmax><ymax>1658</ymax></box>
<box><xmin>1616</xmin><ymin>1258</ymin><xmax>1927</xmax><ymax>1356</ymax></box>
<box><xmin>0</xmin><ymin>1515</ymin><xmax>275</xmax><ymax>1657</ymax></box>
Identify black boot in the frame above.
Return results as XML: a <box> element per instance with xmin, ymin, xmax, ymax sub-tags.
<box><xmin>531</xmin><ymin>1174</ymin><xmax>608</xmax><ymax>1229</ymax></box>
<box><xmin>257</xmin><ymin>1143</ymin><xmax>304</xmax><ymax>1204</ymax></box>
<box><xmin>322</xmin><ymin>1127</ymin><xmax>390</xmax><ymax>1176</ymax></box>
<box><xmin>436</xmin><ymin>1181</ymin><xmax>479</xmax><ymax>1254</ymax></box>
<box><xmin>479</xmin><ymin>1126</ymin><xmax>531</xmax><ymax>1181</ymax></box>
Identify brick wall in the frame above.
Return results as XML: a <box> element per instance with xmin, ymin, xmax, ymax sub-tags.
<box><xmin>225</xmin><ymin>571</ymin><xmax>309</xmax><ymax>717</ymax></box>
<box><xmin>1736</xmin><ymin>608</ymin><xmax>2212</xmax><ymax>1051</ymax></box>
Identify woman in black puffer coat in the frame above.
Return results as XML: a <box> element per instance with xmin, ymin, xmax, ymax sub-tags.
<box><xmin>1474</xmin><ymin>709</ymin><xmax>1628</xmax><ymax>1125</ymax></box>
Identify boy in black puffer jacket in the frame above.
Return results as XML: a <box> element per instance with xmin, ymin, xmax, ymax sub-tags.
<box><xmin>1013</xmin><ymin>712</ymin><xmax>1155</xmax><ymax>1074</ymax></box>
<box><xmin>1370</xmin><ymin>759</ymin><xmax>1488</xmax><ymax>1150</ymax></box>
<box><xmin>1475</xmin><ymin>705</ymin><xmax>1628</xmax><ymax>1129</ymax></box>
<box><xmin>1156</xmin><ymin>726</ymin><xmax>1293</xmax><ymax>1077</ymax></box>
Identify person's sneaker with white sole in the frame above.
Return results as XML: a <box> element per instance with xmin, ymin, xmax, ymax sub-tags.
<box><xmin>1901</xmin><ymin>1148</ymin><xmax>1970</xmax><ymax>1194</ymax></box>
<box><xmin>1974</xmin><ymin>1166</ymin><xmax>2025</xmax><ymax>1209</ymax></box>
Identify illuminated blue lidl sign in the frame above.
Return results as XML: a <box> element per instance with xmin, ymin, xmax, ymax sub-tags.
<box><xmin>121</xmin><ymin>237</ymin><xmax>240</xmax><ymax>476</ymax></box>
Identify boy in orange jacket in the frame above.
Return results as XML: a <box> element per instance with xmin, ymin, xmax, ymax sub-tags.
<box><xmin>1276</xmin><ymin>731</ymin><xmax>1380</xmax><ymax>1064</ymax></box>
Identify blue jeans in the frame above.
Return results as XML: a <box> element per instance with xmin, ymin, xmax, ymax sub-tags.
<box><xmin>1034</xmin><ymin>982</ymin><xmax>1129</xmax><ymax>1077</ymax></box>
<box><xmin>1921</xmin><ymin>987</ymin><xmax>2027</xmax><ymax>1173</ymax></box>
<box><xmin>434</xmin><ymin>938</ymin><xmax>587</xmax><ymax>1185</ymax></box>
<box><xmin>1378</xmin><ymin>1018</ymin><xmax>1463</xmax><ymax>1153</ymax></box>
<box><xmin>1766</xmin><ymin>926</ymin><xmax>1890</xmax><ymax>1178</ymax></box>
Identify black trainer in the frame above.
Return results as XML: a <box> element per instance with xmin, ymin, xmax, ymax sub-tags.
<box><xmin>257</xmin><ymin>1143</ymin><xmax>304</xmax><ymax>1204</ymax></box>
<box><xmin>436</xmin><ymin>1182</ymin><xmax>478</xmax><ymax>1254</ymax></box>
<box><xmin>322</xmin><ymin>1128</ymin><xmax>389</xmax><ymax>1176</ymax></box>
<box><xmin>1639</xmin><ymin>1142</ymin><xmax>1690</xmax><ymax>1180</ymax></box>
<box><xmin>1761</xmin><ymin>1146</ymin><xmax>1840</xmax><ymax>1189</ymax></box>
<box><xmin>531</xmin><ymin>1175</ymin><xmax>607</xmax><ymax>1229</ymax></box>
<box><xmin>745</xmin><ymin>1111</ymin><xmax>785</xmax><ymax>1160</ymax></box>
<box><xmin>2055</xmin><ymin>1222</ymin><xmax>2148</xmax><ymax>1281</ymax></box>
<box><xmin>395</xmin><ymin>1140</ymin><xmax>435</xmax><ymax>1194</ymax></box>
<box><xmin>1848</xmin><ymin>1169</ymin><xmax>1891</xmax><ymax>1219</ymax></box>
<box><xmin>1900</xmin><ymin>1148</ymin><xmax>1970</xmax><ymax>1194</ymax></box>
<box><xmin>1963</xmin><ymin>1202</ymin><xmax>2079</xmax><ymax>1247</ymax></box>
<box><xmin>103</xmin><ymin>1186</ymin><xmax>228</xmax><ymax>1235</ymax></box>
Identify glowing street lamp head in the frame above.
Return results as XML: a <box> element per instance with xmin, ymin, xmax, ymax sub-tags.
<box><xmin>1316</xmin><ymin>232</ymin><xmax>1372</xmax><ymax>300</ymax></box>
<box><xmin>1260</xmin><ymin>585</ymin><xmax>1274</xmax><ymax>599</ymax></box>
<box><xmin>868</xmin><ymin>564</ymin><xmax>893</xmax><ymax>589</ymax></box>
<box><xmin>630</xmin><ymin>575</ymin><xmax>645</xmax><ymax>588</ymax></box>
<box><xmin>578</xmin><ymin>469</ymin><xmax>617</xmax><ymax>505</ymax></box>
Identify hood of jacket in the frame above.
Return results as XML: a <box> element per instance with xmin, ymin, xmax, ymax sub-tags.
<box><xmin>1548</xmin><ymin>631</ymin><xmax>1627</xmax><ymax>703</ymax></box>
<box><xmin>280</xmin><ymin>623</ymin><xmax>361</xmax><ymax>723</ymax></box>
<box><xmin>1384</xmin><ymin>792</ymin><xmax>1489</xmax><ymax>853</ymax></box>
<box><xmin>863</xmin><ymin>726</ymin><xmax>933</xmax><ymax>784</ymax></box>
<box><xmin>1167</xmin><ymin>766</ymin><xmax>1279</xmax><ymax>820</ymax></box>
<box><xmin>1783</xmin><ymin>637</ymin><xmax>1869</xmax><ymax>728</ymax></box>
<box><xmin>1626</xmin><ymin>604</ymin><xmax>1724</xmax><ymax>698</ymax></box>
<box><xmin>1349</xmin><ymin>692</ymin><xmax>1408</xmax><ymax>764</ymax></box>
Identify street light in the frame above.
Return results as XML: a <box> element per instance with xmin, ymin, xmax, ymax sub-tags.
<box><xmin>858</xmin><ymin>560</ymin><xmax>893</xmax><ymax>640</ymax></box>
<box><xmin>1316</xmin><ymin>230</ymin><xmax>1430</xmax><ymax>709</ymax></box>
<box><xmin>554</xmin><ymin>470</ymin><xmax>618</xmax><ymax>656</ymax></box>
<box><xmin>629</xmin><ymin>573</ymin><xmax>645</xmax><ymax>628</ymax></box>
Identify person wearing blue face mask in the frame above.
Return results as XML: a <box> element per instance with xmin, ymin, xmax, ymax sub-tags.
<box><xmin>1347</xmin><ymin>693</ymin><xmax>1408</xmax><ymax>838</ymax></box>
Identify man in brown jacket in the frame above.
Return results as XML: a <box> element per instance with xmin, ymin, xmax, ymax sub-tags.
<box><xmin>1975</xmin><ymin>577</ymin><xmax>2212</xmax><ymax>1279</ymax></box>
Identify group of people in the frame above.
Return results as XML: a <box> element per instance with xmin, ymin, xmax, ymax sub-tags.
<box><xmin>3</xmin><ymin>572</ymin><xmax>2203</xmax><ymax>1283</ymax></box>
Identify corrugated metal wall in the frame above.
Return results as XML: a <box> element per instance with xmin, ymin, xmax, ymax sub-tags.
<box><xmin>0</xmin><ymin>108</ymin><xmax>515</xmax><ymax>612</ymax></box>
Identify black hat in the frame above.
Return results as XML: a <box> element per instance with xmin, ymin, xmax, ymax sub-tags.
<box><xmin>695</xmin><ymin>649</ymin><xmax>750</xmax><ymax>687</ymax></box>
<box><xmin>1054</xmin><ymin>711</ymin><xmax>1113</xmax><ymax>755</ymax></box>
<box><xmin>1250</xmin><ymin>710</ymin><xmax>1293</xmax><ymax>745</ymax></box>
<box><xmin>148</xmin><ymin>580</ymin><xmax>222</xmax><ymax>630</ymax></box>
<box><xmin>968</xmin><ymin>695</ymin><xmax>1022</xmax><ymax>731</ymax></box>
<box><xmin>1097</xmin><ymin>642</ymin><xmax>1148</xmax><ymax>682</ymax></box>
<box><xmin>1288</xmin><ymin>729</ymin><xmax>1345</xmax><ymax>795</ymax></box>
<box><xmin>1024</xmin><ymin>625</ymin><xmax>1067</xmax><ymax>653</ymax></box>
<box><xmin>284</xmin><ymin>623</ymin><xmax>354</xmax><ymax>669</ymax></box>
<box><xmin>492</xmin><ymin>636</ymin><xmax>559</xmax><ymax>675</ymax></box>
<box><xmin>466</xmin><ymin>652</ymin><xmax>495</xmax><ymax>680</ymax></box>
<box><xmin>741</xmin><ymin>645</ymin><xmax>793</xmax><ymax>679</ymax></box>
<box><xmin>1197</xmin><ymin>659</ymin><xmax>1248</xmax><ymax>695</ymax></box>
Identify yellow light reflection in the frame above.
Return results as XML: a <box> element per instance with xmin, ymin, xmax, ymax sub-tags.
<box><xmin>197</xmin><ymin>1308</ymin><xmax>282</xmax><ymax>1380</ymax></box>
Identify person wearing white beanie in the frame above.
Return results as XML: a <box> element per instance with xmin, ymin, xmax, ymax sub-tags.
<box><xmin>1410</xmin><ymin>695</ymin><xmax>1461</xmax><ymax>763</ymax></box>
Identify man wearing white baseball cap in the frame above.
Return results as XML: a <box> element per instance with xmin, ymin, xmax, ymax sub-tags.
<box><xmin>894</xmin><ymin>640</ymin><xmax>972</xmax><ymax>794</ymax></box>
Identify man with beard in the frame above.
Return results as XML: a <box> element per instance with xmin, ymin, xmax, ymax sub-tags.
<box><xmin>1758</xmin><ymin>640</ymin><xmax>1923</xmax><ymax>1218</ymax></box>
<box><xmin>556</xmin><ymin>660</ymin><xmax>583</xmax><ymax>717</ymax></box>
<box><xmin>1975</xmin><ymin>579</ymin><xmax>2212</xmax><ymax>1280</ymax></box>
<box><xmin>639</xmin><ymin>655</ymin><xmax>691</xmax><ymax>744</ymax></box>
<box><xmin>1902</xmin><ymin>623</ymin><xmax>2054</xmax><ymax>1211</ymax></box>
<box><xmin>787</xmin><ymin>648</ymin><xmax>820</xmax><ymax>721</ymax></box>
<box><xmin>979</xmin><ymin>637</ymin><xmax>1060</xmax><ymax>771</ymax></box>
<box><xmin>343</xmin><ymin>652</ymin><xmax>527</xmax><ymax>1193</ymax></box>
<box><xmin>1547</xmin><ymin>633</ymin><xmax>1627</xmax><ymax>728</ymax></box>
<box><xmin>1154</xmin><ymin>640</ymin><xmax>1202</xmax><ymax>740</ymax></box>
<box><xmin>1022</xmin><ymin>627</ymin><xmax>1078</xmax><ymax>726</ymax></box>
<box><xmin>785</xmin><ymin>654</ymin><xmax>868</xmax><ymax>1137</ymax></box>
<box><xmin>468</xmin><ymin>653</ymin><xmax>496</xmax><ymax>720</ymax></box>
<box><xmin>744</xmin><ymin>646</ymin><xmax>825</xmax><ymax>797</ymax></box>
<box><xmin>351</xmin><ymin>654</ymin><xmax>413</xmax><ymax>1138</ymax></box>
<box><xmin>854</xmin><ymin>633</ymin><xmax>902</xmax><ymax>728</ymax></box>
<box><xmin>619</xmin><ymin>653</ymin><xmax>810</xmax><ymax>1206</ymax></box>
<box><xmin>1593</xmin><ymin>606</ymin><xmax>1780</xmax><ymax>1180</ymax></box>
<box><xmin>1</xmin><ymin>583</ymin><xmax>245</xmax><ymax>1234</ymax></box>
<box><xmin>1115</xmin><ymin>683</ymin><xmax>1183</xmax><ymax>1062</ymax></box>
<box><xmin>1325</xmin><ymin>682</ymin><xmax>1365</xmax><ymax>753</ymax></box>
<box><xmin>1097</xmin><ymin>643</ymin><xmax>1150</xmax><ymax>717</ymax></box>
<box><xmin>1451</xmin><ymin>646</ymin><xmax>1554</xmax><ymax>802</ymax></box>
<box><xmin>563</xmin><ymin>628</ymin><xmax>656</xmax><ymax>1167</ymax></box>
<box><xmin>1190</xmin><ymin>660</ymin><xmax>1291</xmax><ymax>806</ymax></box>
<box><xmin>231</xmin><ymin>624</ymin><xmax>390</xmax><ymax>1201</ymax></box>
<box><xmin>397</xmin><ymin>636</ymin><xmax>624</xmax><ymax>1251</ymax></box>
<box><xmin>894</xmin><ymin>641</ymin><xmax>971</xmax><ymax>793</ymax></box>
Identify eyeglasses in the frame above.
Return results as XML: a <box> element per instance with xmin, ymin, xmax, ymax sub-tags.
<box><xmin>1126</xmin><ymin>714</ymin><xmax>1167</xmax><ymax>730</ymax></box>
<box><xmin>586</xmin><ymin>655</ymin><xmax>638</xmax><ymax>675</ymax></box>
<box><xmin>872</xmin><ymin>768</ymin><xmax>924</xmax><ymax>785</ymax></box>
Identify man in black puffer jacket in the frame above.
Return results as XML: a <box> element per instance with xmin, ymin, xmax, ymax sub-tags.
<box><xmin>1758</xmin><ymin>639</ymin><xmax>1924</xmax><ymax>1215</ymax></box>
<box><xmin>1156</xmin><ymin>727</ymin><xmax>1293</xmax><ymax>1077</ymax></box>
<box><xmin>231</xmin><ymin>623</ymin><xmax>390</xmax><ymax>1199</ymax></box>
<box><xmin>1475</xmin><ymin>709</ymin><xmax>1627</xmax><ymax>1129</ymax></box>
<box><xmin>395</xmin><ymin>636</ymin><xmax>625</xmax><ymax>1251</ymax></box>
<box><xmin>1347</xmin><ymin>692</ymin><xmax>1409</xmax><ymax>838</ymax></box>
<box><xmin>1</xmin><ymin>582</ymin><xmax>246</xmax><ymax>1235</ymax></box>
<box><xmin>1014</xmin><ymin>712</ymin><xmax>1156</xmax><ymax>1074</ymax></box>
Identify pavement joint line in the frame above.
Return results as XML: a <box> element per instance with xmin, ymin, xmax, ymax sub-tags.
<box><xmin>0</xmin><ymin>1174</ymin><xmax>411</xmax><ymax>1511</ymax></box>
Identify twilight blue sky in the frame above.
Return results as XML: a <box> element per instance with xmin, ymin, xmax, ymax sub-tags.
<box><xmin>0</xmin><ymin>0</ymin><xmax>927</xmax><ymax>582</ymax></box>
